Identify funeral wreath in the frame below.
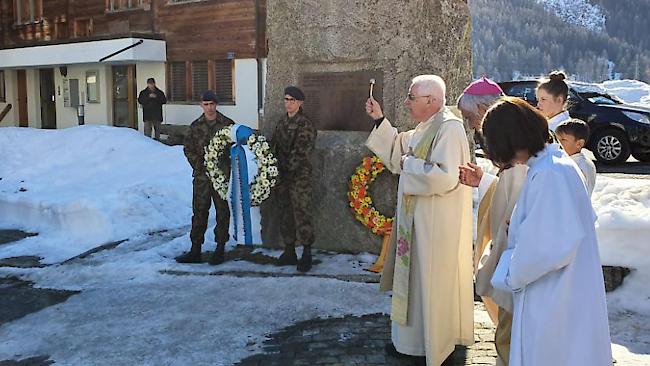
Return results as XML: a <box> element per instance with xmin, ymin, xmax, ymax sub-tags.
<box><xmin>348</xmin><ymin>156</ymin><xmax>394</xmax><ymax>236</ymax></box>
<box><xmin>204</xmin><ymin>126</ymin><xmax>279</xmax><ymax>206</ymax></box>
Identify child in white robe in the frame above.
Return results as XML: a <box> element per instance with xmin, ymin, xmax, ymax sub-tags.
<box><xmin>556</xmin><ymin>118</ymin><xmax>597</xmax><ymax>197</ymax></box>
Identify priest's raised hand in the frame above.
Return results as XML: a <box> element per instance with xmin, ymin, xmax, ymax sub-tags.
<box><xmin>365</xmin><ymin>97</ymin><xmax>384</xmax><ymax>121</ymax></box>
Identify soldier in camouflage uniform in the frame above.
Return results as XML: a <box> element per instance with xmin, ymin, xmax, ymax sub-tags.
<box><xmin>176</xmin><ymin>91</ymin><xmax>234</xmax><ymax>265</ymax></box>
<box><xmin>272</xmin><ymin>86</ymin><xmax>317</xmax><ymax>272</ymax></box>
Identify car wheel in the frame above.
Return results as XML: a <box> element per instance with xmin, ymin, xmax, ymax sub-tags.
<box><xmin>632</xmin><ymin>152</ymin><xmax>650</xmax><ymax>162</ymax></box>
<box><xmin>593</xmin><ymin>129</ymin><xmax>631</xmax><ymax>164</ymax></box>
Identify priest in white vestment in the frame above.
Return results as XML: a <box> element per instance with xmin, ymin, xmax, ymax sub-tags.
<box><xmin>484</xmin><ymin>97</ymin><xmax>612</xmax><ymax>366</ymax></box>
<box><xmin>365</xmin><ymin>75</ymin><xmax>474</xmax><ymax>365</ymax></box>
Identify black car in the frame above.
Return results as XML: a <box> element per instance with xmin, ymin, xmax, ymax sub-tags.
<box><xmin>499</xmin><ymin>80</ymin><xmax>650</xmax><ymax>164</ymax></box>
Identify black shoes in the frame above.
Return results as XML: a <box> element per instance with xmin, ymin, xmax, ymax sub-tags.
<box><xmin>175</xmin><ymin>244</ymin><xmax>202</xmax><ymax>263</ymax></box>
<box><xmin>277</xmin><ymin>246</ymin><xmax>298</xmax><ymax>266</ymax></box>
<box><xmin>175</xmin><ymin>243</ymin><xmax>226</xmax><ymax>265</ymax></box>
<box><xmin>297</xmin><ymin>246</ymin><xmax>312</xmax><ymax>272</ymax></box>
<box><xmin>278</xmin><ymin>245</ymin><xmax>313</xmax><ymax>272</ymax></box>
<box><xmin>385</xmin><ymin>343</ymin><xmax>426</xmax><ymax>365</ymax></box>
<box><xmin>208</xmin><ymin>243</ymin><xmax>226</xmax><ymax>265</ymax></box>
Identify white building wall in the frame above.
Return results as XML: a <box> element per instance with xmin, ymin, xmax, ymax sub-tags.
<box><xmin>0</xmin><ymin>70</ymin><xmax>19</xmax><ymax>127</ymax></box>
<box><xmin>26</xmin><ymin>69</ymin><xmax>40</xmax><ymax>128</ymax></box>
<box><xmin>53</xmin><ymin>64</ymin><xmax>112</xmax><ymax>129</ymax></box>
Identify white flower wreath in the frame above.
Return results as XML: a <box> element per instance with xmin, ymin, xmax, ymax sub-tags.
<box><xmin>204</xmin><ymin>126</ymin><xmax>279</xmax><ymax>206</ymax></box>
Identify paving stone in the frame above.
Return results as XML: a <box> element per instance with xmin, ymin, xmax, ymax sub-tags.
<box><xmin>0</xmin><ymin>356</ymin><xmax>53</xmax><ymax>366</ymax></box>
<box><xmin>0</xmin><ymin>256</ymin><xmax>44</xmax><ymax>268</ymax></box>
<box><xmin>234</xmin><ymin>303</ymin><xmax>497</xmax><ymax>366</ymax></box>
<box><xmin>0</xmin><ymin>230</ymin><xmax>37</xmax><ymax>246</ymax></box>
<box><xmin>0</xmin><ymin>277</ymin><xmax>79</xmax><ymax>326</ymax></box>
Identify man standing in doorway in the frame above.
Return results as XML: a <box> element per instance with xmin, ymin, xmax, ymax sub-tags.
<box><xmin>176</xmin><ymin>91</ymin><xmax>234</xmax><ymax>265</ymax></box>
<box><xmin>138</xmin><ymin>77</ymin><xmax>167</xmax><ymax>140</ymax></box>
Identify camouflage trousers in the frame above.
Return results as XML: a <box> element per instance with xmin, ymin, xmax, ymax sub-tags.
<box><xmin>190</xmin><ymin>176</ymin><xmax>230</xmax><ymax>246</ymax></box>
<box><xmin>276</xmin><ymin>174</ymin><xmax>315</xmax><ymax>247</ymax></box>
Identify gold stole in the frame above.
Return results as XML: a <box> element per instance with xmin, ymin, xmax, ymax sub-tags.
<box><xmin>474</xmin><ymin>179</ymin><xmax>500</xmax><ymax>324</ymax></box>
<box><xmin>390</xmin><ymin>116</ymin><xmax>444</xmax><ymax>325</ymax></box>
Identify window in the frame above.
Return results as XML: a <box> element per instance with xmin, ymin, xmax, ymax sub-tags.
<box><xmin>166</xmin><ymin>60</ymin><xmax>234</xmax><ymax>104</ymax></box>
<box><xmin>0</xmin><ymin>71</ymin><xmax>5</xmax><ymax>103</ymax></box>
<box><xmin>86</xmin><ymin>71</ymin><xmax>100</xmax><ymax>103</ymax></box>
<box><xmin>106</xmin><ymin>0</ymin><xmax>144</xmax><ymax>12</ymax></box>
<box><xmin>74</xmin><ymin>18</ymin><xmax>93</xmax><ymax>38</ymax></box>
<box><xmin>506</xmin><ymin>84</ymin><xmax>537</xmax><ymax>105</ymax></box>
<box><xmin>14</xmin><ymin>0</ymin><xmax>42</xmax><ymax>25</ymax></box>
<box><xmin>588</xmin><ymin>96</ymin><xmax>617</xmax><ymax>105</ymax></box>
<box><xmin>191</xmin><ymin>61</ymin><xmax>209</xmax><ymax>101</ymax></box>
<box><xmin>214</xmin><ymin>60</ymin><xmax>234</xmax><ymax>104</ymax></box>
<box><xmin>168</xmin><ymin>62</ymin><xmax>187</xmax><ymax>102</ymax></box>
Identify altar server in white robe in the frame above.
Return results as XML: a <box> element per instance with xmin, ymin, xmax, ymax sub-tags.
<box><xmin>536</xmin><ymin>71</ymin><xmax>571</xmax><ymax>132</ymax></box>
<box><xmin>484</xmin><ymin>97</ymin><xmax>612</xmax><ymax>366</ymax></box>
<box><xmin>365</xmin><ymin>75</ymin><xmax>474</xmax><ymax>365</ymax></box>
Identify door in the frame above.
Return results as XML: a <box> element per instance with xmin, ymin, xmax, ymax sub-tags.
<box><xmin>112</xmin><ymin>65</ymin><xmax>137</xmax><ymax>129</ymax></box>
<box><xmin>39</xmin><ymin>69</ymin><xmax>57</xmax><ymax>129</ymax></box>
<box><xmin>17</xmin><ymin>70</ymin><xmax>28</xmax><ymax>127</ymax></box>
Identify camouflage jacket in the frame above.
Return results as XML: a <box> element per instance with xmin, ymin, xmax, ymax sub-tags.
<box><xmin>184</xmin><ymin>112</ymin><xmax>235</xmax><ymax>177</ymax></box>
<box><xmin>272</xmin><ymin>110</ymin><xmax>317</xmax><ymax>177</ymax></box>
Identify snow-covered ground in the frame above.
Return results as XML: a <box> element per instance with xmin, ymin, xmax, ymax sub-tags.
<box><xmin>0</xmin><ymin>127</ymin><xmax>649</xmax><ymax>364</ymax></box>
<box><xmin>0</xmin><ymin>229</ymin><xmax>388</xmax><ymax>365</ymax></box>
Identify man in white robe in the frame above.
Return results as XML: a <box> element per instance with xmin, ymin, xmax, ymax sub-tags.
<box><xmin>365</xmin><ymin>75</ymin><xmax>474</xmax><ymax>365</ymax></box>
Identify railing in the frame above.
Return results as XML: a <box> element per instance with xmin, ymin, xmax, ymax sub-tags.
<box><xmin>0</xmin><ymin>104</ymin><xmax>12</xmax><ymax>124</ymax></box>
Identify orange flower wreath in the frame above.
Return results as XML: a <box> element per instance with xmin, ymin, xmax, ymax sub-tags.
<box><xmin>348</xmin><ymin>156</ymin><xmax>394</xmax><ymax>236</ymax></box>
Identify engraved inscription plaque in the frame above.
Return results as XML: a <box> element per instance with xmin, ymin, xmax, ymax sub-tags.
<box><xmin>301</xmin><ymin>70</ymin><xmax>383</xmax><ymax>131</ymax></box>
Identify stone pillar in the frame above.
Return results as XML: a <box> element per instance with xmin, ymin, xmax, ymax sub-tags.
<box><xmin>261</xmin><ymin>0</ymin><xmax>473</xmax><ymax>253</ymax></box>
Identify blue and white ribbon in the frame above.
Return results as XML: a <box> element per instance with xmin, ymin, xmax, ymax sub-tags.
<box><xmin>229</xmin><ymin>124</ymin><xmax>258</xmax><ymax>245</ymax></box>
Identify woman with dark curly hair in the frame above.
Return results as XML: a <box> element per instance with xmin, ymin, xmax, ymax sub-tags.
<box><xmin>485</xmin><ymin>97</ymin><xmax>612</xmax><ymax>366</ymax></box>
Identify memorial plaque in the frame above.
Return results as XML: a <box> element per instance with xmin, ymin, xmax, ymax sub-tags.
<box><xmin>301</xmin><ymin>70</ymin><xmax>383</xmax><ymax>131</ymax></box>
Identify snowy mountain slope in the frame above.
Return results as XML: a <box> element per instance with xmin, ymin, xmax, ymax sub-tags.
<box><xmin>536</xmin><ymin>0</ymin><xmax>606</xmax><ymax>32</ymax></box>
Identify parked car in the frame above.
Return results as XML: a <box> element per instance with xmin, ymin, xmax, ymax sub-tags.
<box><xmin>499</xmin><ymin>80</ymin><xmax>650</xmax><ymax>164</ymax></box>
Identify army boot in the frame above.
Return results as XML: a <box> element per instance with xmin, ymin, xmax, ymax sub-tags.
<box><xmin>208</xmin><ymin>243</ymin><xmax>226</xmax><ymax>265</ymax></box>
<box><xmin>175</xmin><ymin>242</ymin><xmax>202</xmax><ymax>264</ymax></box>
<box><xmin>297</xmin><ymin>245</ymin><xmax>312</xmax><ymax>272</ymax></box>
<box><xmin>277</xmin><ymin>244</ymin><xmax>298</xmax><ymax>266</ymax></box>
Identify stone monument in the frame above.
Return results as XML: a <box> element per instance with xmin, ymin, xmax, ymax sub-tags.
<box><xmin>261</xmin><ymin>0</ymin><xmax>473</xmax><ymax>253</ymax></box>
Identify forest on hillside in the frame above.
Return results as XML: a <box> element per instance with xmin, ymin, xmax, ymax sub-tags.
<box><xmin>469</xmin><ymin>0</ymin><xmax>650</xmax><ymax>82</ymax></box>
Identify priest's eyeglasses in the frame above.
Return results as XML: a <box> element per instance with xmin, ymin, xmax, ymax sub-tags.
<box><xmin>406</xmin><ymin>93</ymin><xmax>432</xmax><ymax>101</ymax></box>
<box><xmin>284</xmin><ymin>97</ymin><xmax>297</xmax><ymax>103</ymax></box>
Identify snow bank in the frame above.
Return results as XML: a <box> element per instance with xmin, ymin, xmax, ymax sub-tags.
<box><xmin>0</xmin><ymin>126</ymin><xmax>193</xmax><ymax>263</ymax></box>
<box><xmin>593</xmin><ymin>176</ymin><xmax>650</xmax><ymax>315</ymax></box>
<box><xmin>599</xmin><ymin>79</ymin><xmax>650</xmax><ymax>107</ymax></box>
